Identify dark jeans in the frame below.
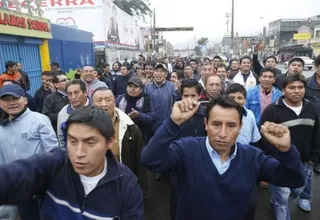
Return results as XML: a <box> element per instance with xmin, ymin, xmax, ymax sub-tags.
<box><xmin>244</xmin><ymin>205</ymin><xmax>256</xmax><ymax>220</ymax></box>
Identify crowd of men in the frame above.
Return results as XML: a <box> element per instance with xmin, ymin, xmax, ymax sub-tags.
<box><xmin>0</xmin><ymin>52</ymin><xmax>319</xmax><ymax>220</ymax></box>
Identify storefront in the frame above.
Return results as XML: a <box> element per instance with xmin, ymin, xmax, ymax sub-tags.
<box><xmin>0</xmin><ymin>8</ymin><xmax>52</xmax><ymax>95</ymax></box>
<box><xmin>311</xmin><ymin>43</ymin><xmax>320</xmax><ymax>57</ymax></box>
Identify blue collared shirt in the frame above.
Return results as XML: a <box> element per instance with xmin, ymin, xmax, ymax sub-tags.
<box><xmin>237</xmin><ymin>107</ymin><xmax>261</xmax><ymax>145</ymax></box>
<box><xmin>205</xmin><ymin>137</ymin><xmax>237</xmax><ymax>174</ymax></box>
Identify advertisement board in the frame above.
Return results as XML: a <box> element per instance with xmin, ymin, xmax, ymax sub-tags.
<box><xmin>0</xmin><ymin>8</ymin><xmax>52</xmax><ymax>38</ymax></box>
<box><xmin>293</xmin><ymin>33</ymin><xmax>312</xmax><ymax>40</ymax></box>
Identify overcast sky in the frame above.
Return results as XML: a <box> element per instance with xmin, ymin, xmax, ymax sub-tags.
<box><xmin>149</xmin><ymin>0</ymin><xmax>320</xmax><ymax>48</ymax></box>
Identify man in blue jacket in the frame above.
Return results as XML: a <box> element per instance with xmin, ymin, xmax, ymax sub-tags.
<box><xmin>0</xmin><ymin>106</ymin><xmax>143</xmax><ymax>220</ymax></box>
<box><xmin>140</xmin><ymin>95</ymin><xmax>305</xmax><ymax>220</ymax></box>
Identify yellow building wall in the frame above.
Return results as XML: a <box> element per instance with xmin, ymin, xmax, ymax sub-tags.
<box><xmin>312</xmin><ymin>47</ymin><xmax>320</xmax><ymax>57</ymax></box>
<box><xmin>39</xmin><ymin>39</ymin><xmax>51</xmax><ymax>72</ymax></box>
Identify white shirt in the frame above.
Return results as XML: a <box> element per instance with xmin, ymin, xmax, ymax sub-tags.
<box><xmin>283</xmin><ymin>100</ymin><xmax>302</xmax><ymax>116</ymax></box>
<box><xmin>80</xmin><ymin>159</ymin><xmax>107</xmax><ymax>195</ymax></box>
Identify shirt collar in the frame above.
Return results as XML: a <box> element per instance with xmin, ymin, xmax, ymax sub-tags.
<box><xmin>205</xmin><ymin>137</ymin><xmax>237</xmax><ymax>160</ymax></box>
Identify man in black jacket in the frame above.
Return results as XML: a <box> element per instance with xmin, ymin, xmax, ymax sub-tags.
<box><xmin>260</xmin><ymin>74</ymin><xmax>320</xmax><ymax>217</ymax></box>
<box><xmin>274</xmin><ymin>57</ymin><xmax>304</xmax><ymax>90</ymax></box>
<box><xmin>305</xmin><ymin>55</ymin><xmax>320</xmax><ymax>174</ymax></box>
<box><xmin>34</xmin><ymin>71</ymin><xmax>55</xmax><ymax>113</ymax></box>
<box><xmin>42</xmin><ymin>72</ymin><xmax>69</xmax><ymax>133</ymax></box>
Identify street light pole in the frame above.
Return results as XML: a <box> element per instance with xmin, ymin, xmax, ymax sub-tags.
<box><xmin>231</xmin><ymin>0</ymin><xmax>234</xmax><ymax>51</ymax></box>
<box><xmin>153</xmin><ymin>8</ymin><xmax>156</xmax><ymax>52</ymax></box>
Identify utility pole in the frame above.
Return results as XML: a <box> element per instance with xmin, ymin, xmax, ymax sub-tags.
<box><xmin>153</xmin><ymin>8</ymin><xmax>156</xmax><ymax>53</ymax></box>
<box><xmin>231</xmin><ymin>0</ymin><xmax>234</xmax><ymax>51</ymax></box>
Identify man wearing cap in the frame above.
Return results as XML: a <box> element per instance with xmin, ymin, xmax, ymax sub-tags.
<box><xmin>145</xmin><ymin>63</ymin><xmax>179</xmax><ymax>133</ymax></box>
<box><xmin>0</xmin><ymin>84</ymin><xmax>58</xmax><ymax>219</ymax></box>
<box><xmin>116</xmin><ymin>77</ymin><xmax>155</xmax><ymax>143</ymax></box>
<box><xmin>274</xmin><ymin>57</ymin><xmax>304</xmax><ymax>90</ymax></box>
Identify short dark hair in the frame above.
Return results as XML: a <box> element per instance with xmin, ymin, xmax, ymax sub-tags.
<box><xmin>144</xmin><ymin>61</ymin><xmax>155</xmax><ymax>69</ymax></box>
<box><xmin>213</xmin><ymin>56</ymin><xmax>222</xmax><ymax>61</ymax></box>
<box><xmin>180</xmin><ymin>79</ymin><xmax>201</xmax><ymax>95</ymax></box>
<box><xmin>66</xmin><ymin>106</ymin><xmax>115</xmax><ymax>142</ymax></box>
<box><xmin>92</xmin><ymin>87</ymin><xmax>114</xmax><ymax>99</ymax></box>
<box><xmin>225</xmin><ymin>83</ymin><xmax>247</xmax><ymax>99</ymax></box>
<box><xmin>121</xmin><ymin>64</ymin><xmax>131</xmax><ymax>71</ymax></box>
<box><xmin>216</xmin><ymin>64</ymin><xmax>227</xmax><ymax>71</ymax></box>
<box><xmin>263</xmin><ymin>55</ymin><xmax>277</xmax><ymax>65</ymax></box>
<box><xmin>240</xmin><ymin>56</ymin><xmax>252</xmax><ymax>64</ymax></box>
<box><xmin>102</xmin><ymin>63</ymin><xmax>110</xmax><ymax>68</ymax></box>
<box><xmin>66</xmin><ymin>79</ymin><xmax>86</xmax><ymax>93</ymax></box>
<box><xmin>41</xmin><ymin>71</ymin><xmax>54</xmax><ymax>78</ymax></box>
<box><xmin>288</xmin><ymin>57</ymin><xmax>305</xmax><ymax>67</ymax></box>
<box><xmin>282</xmin><ymin>74</ymin><xmax>306</xmax><ymax>89</ymax></box>
<box><xmin>52</xmin><ymin>71</ymin><xmax>67</xmax><ymax>83</ymax></box>
<box><xmin>189</xmin><ymin>59</ymin><xmax>197</xmax><ymax>64</ymax></box>
<box><xmin>184</xmin><ymin>64</ymin><xmax>192</xmax><ymax>69</ymax></box>
<box><xmin>51</xmin><ymin>62</ymin><xmax>60</xmax><ymax>68</ymax></box>
<box><xmin>172</xmin><ymin>71</ymin><xmax>184</xmax><ymax>80</ymax></box>
<box><xmin>205</xmin><ymin>95</ymin><xmax>244</xmax><ymax>123</ymax></box>
<box><xmin>204</xmin><ymin>75</ymin><xmax>222</xmax><ymax>86</ymax></box>
<box><xmin>260</xmin><ymin>67</ymin><xmax>277</xmax><ymax>77</ymax></box>
<box><xmin>5</xmin><ymin>61</ymin><xmax>17</xmax><ymax>70</ymax></box>
<box><xmin>314</xmin><ymin>55</ymin><xmax>320</xmax><ymax>67</ymax></box>
<box><xmin>54</xmin><ymin>70</ymin><xmax>66</xmax><ymax>75</ymax></box>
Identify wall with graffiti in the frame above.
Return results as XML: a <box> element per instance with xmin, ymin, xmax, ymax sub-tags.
<box><xmin>49</xmin><ymin>24</ymin><xmax>94</xmax><ymax>79</ymax></box>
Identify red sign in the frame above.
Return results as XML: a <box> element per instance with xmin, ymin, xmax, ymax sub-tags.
<box><xmin>0</xmin><ymin>0</ymin><xmax>94</xmax><ymax>8</ymax></box>
<box><xmin>0</xmin><ymin>11</ymin><xmax>50</xmax><ymax>32</ymax></box>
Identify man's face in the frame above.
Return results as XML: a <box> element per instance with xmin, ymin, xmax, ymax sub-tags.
<box><xmin>8</xmin><ymin>65</ymin><xmax>18</xmax><ymax>73</ymax></box>
<box><xmin>17</xmin><ymin>63</ymin><xmax>22</xmax><ymax>70</ymax></box>
<box><xmin>67</xmin><ymin>123</ymin><xmax>113</xmax><ymax>177</ymax></box>
<box><xmin>103</xmin><ymin>66</ymin><xmax>110</xmax><ymax>73</ymax></box>
<box><xmin>201</xmin><ymin>64</ymin><xmax>213</xmax><ymax>79</ymax></box>
<box><xmin>120</xmin><ymin>66</ymin><xmax>129</xmax><ymax>76</ymax></box>
<box><xmin>0</xmin><ymin>95</ymin><xmax>27</xmax><ymax>116</ymax></box>
<box><xmin>127</xmin><ymin>83</ymin><xmax>141</xmax><ymax>97</ymax></box>
<box><xmin>42</xmin><ymin>75</ymin><xmax>53</xmax><ymax>89</ymax></box>
<box><xmin>182</xmin><ymin>87</ymin><xmax>199</xmax><ymax>102</ymax></box>
<box><xmin>205</xmin><ymin>105</ymin><xmax>241</xmax><ymax>154</ymax></box>
<box><xmin>228</xmin><ymin>92</ymin><xmax>246</xmax><ymax>107</ymax></box>
<box><xmin>216</xmin><ymin>67</ymin><xmax>227</xmax><ymax>81</ymax></box>
<box><xmin>82</xmin><ymin>66</ymin><xmax>95</xmax><ymax>83</ymax></box>
<box><xmin>205</xmin><ymin>76</ymin><xmax>222</xmax><ymax>98</ymax></box>
<box><xmin>67</xmin><ymin>84</ymin><xmax>87</xmax><ymax>108</ymax></box>
<box><xmin>259</xmin><ymin>71</ymin><xmax>275</xmax><ymax>91</ymax></box>
<box><xmin>231</xmin><ymin>61</ymin><xmax>239</xmax><ymax>70</ymax></box>
<box><xmin>265</xmin><ymin>58</ymin><xmax>276</xmax><ymax>68</ymax></box>
<box><xmin>213</xmin><ymin>58</ymin><xmax>222</xmax><ymax>69</ymax></box>
<box><xmin>170</xmin><ymin>72</ymin><xmax>179</xmax><ymax>83</ymax></box>
<box><xmin>145</xmin><ymin>65</ymin><xmax>154</xmax><ymax>77</ymax></box>
<box><xmin>240</xmin><ymin>58</ymin><xmax>251</xmax><ymax>72</ymax></box>
<box><xmin>113</xmin><ymin>63</ymin><xmax>119</xmax><ymax>70</ymax></box>
<box><xmin>54</xmin><ymin>75</ymin><xmax>68</xmax><ymax>91</ymax></box>
<box><xmin>51</xmin><ymin>65</ymin><xmax>58</xmax><ymax>71</ymax></box>
<box><xmin>283</xmin><ymin>81</ymin><xmax>305</xmax><ymax>105</ymax></box>
<box><xmin>184</xmin><ymin>66</ymin><xmax>193</xmax><ymax>77</ymax></box>
<box><xmin>153</xmin><ymin>67</ymin><xmax>167</xmax><ymax>84</ymax></box>
<box><xmin>92</xmin><ymin>90</ymin><xmax>115</xmax><ymax>117</ymax></box>
<box><xmin>288</xmin><ymin>61</ymin><xmax>304</xmax><ymax>75</ymax></box>
<box><xmin>190</xmin><ymin>61</ymin><xmax>197</xmax><ymax>70</ymax></box>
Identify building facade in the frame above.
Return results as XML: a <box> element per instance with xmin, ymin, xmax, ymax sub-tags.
<box><xmin>0</xmin><ymin>8</ymin><xmax>52</xmax><ymax>95</ymax></box>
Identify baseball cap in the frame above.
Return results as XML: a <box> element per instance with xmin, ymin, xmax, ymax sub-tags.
<box><xmin>127</xmin><ymin>77</ymin><xmax>144</xmax><ymax>88</ymax></box>
<box><xmin>0</xmin><ymin>84</ymin><xmax>26</xmax><ymax>98</ymax></box>
<box><xmin>154</xmin><ymin>63</ymin><xmax>168</xmax><ymax>71</ymax></box>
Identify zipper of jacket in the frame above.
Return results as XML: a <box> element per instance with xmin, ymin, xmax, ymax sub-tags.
<box><xmin>80</xmin><ymin>173</ymin><xmax>123</xmax><ymax>219</ymax></box>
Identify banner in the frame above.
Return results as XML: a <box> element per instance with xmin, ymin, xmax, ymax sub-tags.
<box><xmin>293</xmin><ymin>33</ymin><xmax>311</xmax><ymax>40</ymax></box>
<box><xmin>1</xmin><ymin>0</ymin><xmax>143</xmax><ymax>48</ymax></box>
<box><xmin>0</xmin><ymin>8</ymin><xmax>52</xmax><ymax>38</ymax></box>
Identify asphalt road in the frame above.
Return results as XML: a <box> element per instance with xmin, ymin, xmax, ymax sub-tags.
<box><xmin>255</xmin><ymin>63</ymin><xmax>319</xmax><ymax>220</ymax></box>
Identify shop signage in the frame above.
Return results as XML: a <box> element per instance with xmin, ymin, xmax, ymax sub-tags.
<box><xmin>293</xmin><ymin>33</ymin><xmax>312</xmax><ymax>40</ymax></box>
<box><xmin>0</xmin><ymin>8</ymin><xmax>52</xmax><ymax>39</ymax></box>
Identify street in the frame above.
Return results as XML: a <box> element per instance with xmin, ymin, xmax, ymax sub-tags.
<box><xmin>255</xmin><ymin>63</ymin><xmax>319</xmax><ymax>220</ymax></box>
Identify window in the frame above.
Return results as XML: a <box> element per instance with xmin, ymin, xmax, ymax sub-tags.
<box><xmin>316</xmin><ymin>30</ymin><xmax>320</xmax><ymax>38</ymax></box>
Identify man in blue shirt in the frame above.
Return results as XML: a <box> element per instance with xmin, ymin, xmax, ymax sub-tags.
<box><xmin>140</xmin><ymin>95</ymin><xmax>305</xmax><ymax>220</ymax></box>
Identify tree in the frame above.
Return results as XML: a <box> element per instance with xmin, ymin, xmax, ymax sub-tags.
<box><xmin>197</xmin><ymin>37</ymin><xmax>209</xmax><ymax>46</ymax></box>
<box><xmin>194</xmin><ymin>45</ymin><xmax>202</xmax><ymax>56</ymax></box>
<box><xmin>113</xmin><ymin>0</ymin><xmax>152</xmax><ymax>22</ymax></box>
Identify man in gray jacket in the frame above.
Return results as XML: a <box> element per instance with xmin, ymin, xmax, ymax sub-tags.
<box><xmin>82</xmin><ymin>66</ymin><xmax>107</xmax><ymax>98</ymax></box>
<box><xmin>0</xmin><ymin>84</ymin><xmax>58</xmax><ymax>219</ymax></box>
